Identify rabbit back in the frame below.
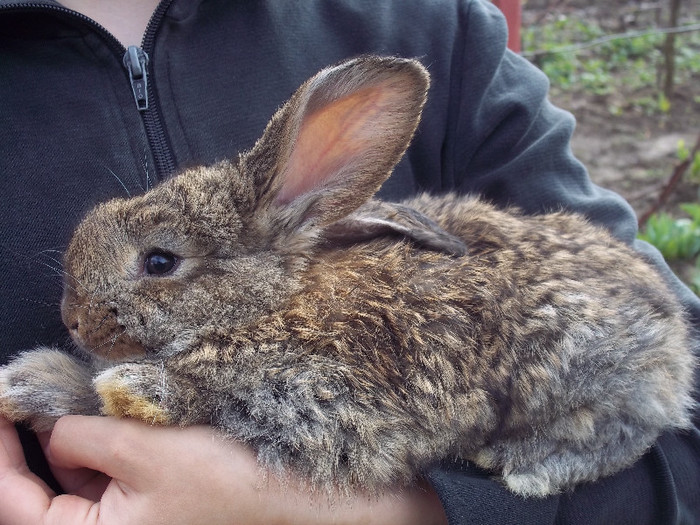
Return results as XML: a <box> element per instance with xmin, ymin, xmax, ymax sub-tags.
<box><xmin>391</xmin><ymin>193</ymin><xmax>695</xmax><ymax>493</ymax></box>
<box><xmin>171</xmin><ymin>192</ymin><xmax>695</xmax><ymax>494</ymax></box>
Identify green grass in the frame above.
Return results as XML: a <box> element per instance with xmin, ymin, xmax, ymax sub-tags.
<box><xmin>638</xmin><ymin>203</ymin><xmax>700</xmax><ymax>294</ymax></box>
<box><xmin>638</xmin><ymin>203</ymin><xmax>700</xmax><ymax>260</ymax></box>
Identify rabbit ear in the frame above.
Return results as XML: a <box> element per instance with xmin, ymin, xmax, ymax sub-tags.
<box><xmin>322</xmin><ymin>201</ymin><xmax>467</xmax><ymax>256</ymax></box>
<box><xmin>247</xmin><ymin>56</ymin><xmax>429</xmax><ymax>229</ymax></box>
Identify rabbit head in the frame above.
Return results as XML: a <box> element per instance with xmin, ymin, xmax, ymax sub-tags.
<box><xmin>61</xmin><ymin>56</ymin><xmax>430</xmax><ymax>360</ymax></box>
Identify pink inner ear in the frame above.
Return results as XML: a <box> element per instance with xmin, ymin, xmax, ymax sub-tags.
<box><xmin>276</xmin><ymin>86</ymin><xmax>387</xmax><ymax>204</ymax></box>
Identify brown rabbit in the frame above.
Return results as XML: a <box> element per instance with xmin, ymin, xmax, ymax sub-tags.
<box><xmin>0</xmin><ymin>56</ymin><xmax>695</xmax><ymax>498</ymax></box>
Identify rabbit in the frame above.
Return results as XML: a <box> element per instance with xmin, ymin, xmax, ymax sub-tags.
<box><xmin>0</xmin><ymin>55</ymin><xmax>696</xmax><ymax>498</ymax></box>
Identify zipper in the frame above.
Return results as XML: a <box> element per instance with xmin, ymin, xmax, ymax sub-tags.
<box><xmin>123</xmin><ymin>46</ymin><xmax>149</xmax><ymax>111</ymax></box>
<box><xmin>0</xmin><ymin>1</ymin><xmax>177</xmax><ymax>181</ymax></box>
<box><xmin>135</xmin><ymin>0</ymin><xmax>177</xmax><ymax>179</ymax></box>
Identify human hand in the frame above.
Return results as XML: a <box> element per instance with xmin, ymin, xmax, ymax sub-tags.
<box><xmin>0</xmin><ymin>416</ymin><xmax>447</xmax><ymax>525</ymax></box>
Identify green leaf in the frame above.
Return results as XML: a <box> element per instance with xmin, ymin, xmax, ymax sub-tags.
<box><xmin>680</xmin><ymin>203</ymin><xmax>700</xmax><ymax>223</ymax></box>
<box><xmin>677</xmin><ymin>139</ymin><xmax>689</xmax><ymax>162</ymax></box>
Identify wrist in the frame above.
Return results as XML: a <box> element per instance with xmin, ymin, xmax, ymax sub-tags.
<box><xmin>262</xmin><ymin>477</ymin><xmax>448</xmax><ymax>525</ymax></box>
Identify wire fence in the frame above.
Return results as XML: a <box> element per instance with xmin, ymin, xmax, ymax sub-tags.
<box><xmin>521</xmin><ymin>22</ymin><xmax>700</xmax><ymax>57</ymax></box>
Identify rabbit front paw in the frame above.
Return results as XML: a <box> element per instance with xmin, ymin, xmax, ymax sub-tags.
<box><xmin>0</xmin><ymin>348</ymin><xmax>99</xmax><ymax>431</ymax></box>
<box><xmin>94</xmin><ymin>363</ymin><xmax>172</xmax><ymax>425</ymax></box>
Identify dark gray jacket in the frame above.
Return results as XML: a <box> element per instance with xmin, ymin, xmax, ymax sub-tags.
<box><xmin>1</xmin><ymin>0</ymin><xmax>698</xmax><ymax>523</ymax></box>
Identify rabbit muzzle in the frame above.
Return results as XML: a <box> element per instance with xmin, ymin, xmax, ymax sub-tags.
<box><xmin>61</xmin><ymin>297</ymin><xmax>146</xmax><ymax>360</ymax></box>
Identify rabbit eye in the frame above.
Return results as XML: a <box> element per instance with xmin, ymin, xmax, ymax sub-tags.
<box><xmin>144</xmin><ymin>251</ymin><xmax>179</xmax><ymax>276</ymax></box>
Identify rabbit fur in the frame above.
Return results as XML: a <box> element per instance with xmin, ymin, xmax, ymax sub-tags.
<box><xmin>0</xmin><ymin>55</ymin><xmax>696</xmax><ymax>498</ymax></box>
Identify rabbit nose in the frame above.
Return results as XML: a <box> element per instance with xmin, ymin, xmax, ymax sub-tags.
<box><xmin>61</xmin><ymin>303</ymin><xmax>86</xmax><ymax>348</ymax></box>
<box><xmin>61</xmin><ymin>299</ymin><xmax>80</xmax><ymax>333</ymax></box>
<box><xmin>64</xmin><ymin>303</ymin><xmax>147</xmax><ymax>360</ymax></box>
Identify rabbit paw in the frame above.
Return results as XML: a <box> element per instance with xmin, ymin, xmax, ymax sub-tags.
<box><xmin>0</xmin><ymin>348</ymin><xmax>99</xmax><ymax>431</ymax></box>
<box><xmin>94</xmin><ymin>363</ymin><xmax>172</xmax><ymax>425</ymax></box>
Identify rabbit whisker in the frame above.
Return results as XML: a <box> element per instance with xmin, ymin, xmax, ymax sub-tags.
<box><xmin>36</xmin><ymin>260</ymin><xmax>65</xmax><ymax>277</ymax></box>
<box><xmin>18</xmin><ymin>297</ymin><xmax>62</xmax><ymax>309</ymax></box>
<box><xmin>100</xmin><ymin>163</ymin><xmax>134</xmax><ymax>198</ymax></box>
<box><xmin>34</xmin><ymin>258</ymin><xmax>92</xmax><ymax>296</ymax></box>
<box><xmin>143</xmin><ymin>150</ymin><xmax>152</xmax><ymax>191</ymax></box>
<box><xmin>89</xmin><ymin>311</ymin><xmax>114</xmax><ymax>335</ymax></box>
<box><xmin>33</xmin><ymin>260</ymin><xmax>86</xmax><ymax>292</ymax></box>
<box><xmin>61</xmin><ymin>282</ymin><xmax>84</xmax><ymax>297</ymax></box>
<box><xmin>107</xmin><ymin>328</ymin><xmax>129</xmax><ymax>355</ymax></box>
<box><xmin>1</xmin><ymin>247</ymin><xmax>72</xmax><ymax>295</ymax></box>
<box><xmin>60</xmin><ymin>273</ymin><xmax>92</xmax><ymax>295</ymax></box>
<box><xmin>36</xmin><ymin>249</ymin><xmax>95</xmax><ymax>296</ymax></box>
<box><xmin>64</xmin><ymin>302</ymin><xmax>92</xmax><ymax>312</ymax></box>
<box><xmin>88</xmin><ymin>327</ymin><xmax>128</xmax><ymax>355</ymax></box>
<box><xmin>38</xmin><ymin>251</ymin><xmax>66</xmax><ymax>268</ymax></box>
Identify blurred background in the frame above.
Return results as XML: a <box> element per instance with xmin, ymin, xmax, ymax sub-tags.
<box><xmin>506</xmin><ymin>0</ymin><xmax>700</xmax><ymax>291</ymax></box>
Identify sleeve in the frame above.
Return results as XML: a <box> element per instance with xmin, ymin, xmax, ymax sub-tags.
<box><xmin>426</xmin><ymin>1</ymin><xmax>700</xmax><ymax>524</ymax></box>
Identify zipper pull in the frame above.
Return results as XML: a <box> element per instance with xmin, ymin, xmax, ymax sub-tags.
<box><xmin>123</xmin><ymin>45</ymin><xmax>149</xmax><ymax>111</ymax></box>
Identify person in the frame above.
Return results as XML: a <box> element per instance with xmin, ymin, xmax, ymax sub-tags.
<box><xmin>0</xmin><ymin>0</ymin><xmax>697</xmax><ymax>524</ymax></box>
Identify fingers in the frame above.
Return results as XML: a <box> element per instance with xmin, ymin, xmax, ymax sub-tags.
<box><xmin>0</xmin><ymin>417</ymin><xmax>54</xmax><ymax>498</ymax></box>
<box><xmin>0</xmin><ymin>417</ymin><xmax>26</xmax><ymax>470</ymax></box>
<box><xmin>1</xmin><ymin>416</ymin><xmax>209</xmax><ymax>525</ymax></box>
<box><xmin>49</xmin><ymin>416</ymin><xmax>149</xmax><ymax>483</ymax></box>
<box><xmin>0</xmin><ymin>418</ymin><xmax>133</xmax><ymax>525</ymax></box>
<box><xmin>39</xmin><ymin>429</ymin><xmax>110</xmax><ymax>501</ymax></box>
<box><xmin>49</xmin><ymin>416</ymin><xmax>219</xmax><ymax>490</ymax></box>
<box><xmin>0</xmin><ymin>417</ymin><xmax>53</xmax><ymax>524</ymax></box>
